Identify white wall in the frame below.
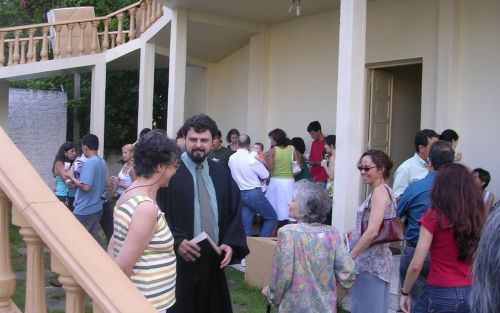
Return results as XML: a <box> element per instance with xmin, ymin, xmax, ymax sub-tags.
<box><xmin>366</xmin><ymin>0</ymin><xmax>438</xmax><ymax>130</ymax></box>
<box><xmin>455</xmin><ymin>0</ymin><xmax>500</xmax><ymax>198</ymax></box>
<box><xmin>209</xmin><ymin>45</ymin><xmax>249</xmax><ymax>139</ymax></box>
<box><xmin>267</xmin><ymin>10</ymin><xmax>339</xmax><ymax>151</ymax></box>
<box><xmin>8</xmin><ymin>88</ymin><xmax>67</xmax><ymax>187</ymax></box>
<box><xmin>184</xmin><ymin>65</ymin><xmax>207</xmax><ymax>119</ymax></box>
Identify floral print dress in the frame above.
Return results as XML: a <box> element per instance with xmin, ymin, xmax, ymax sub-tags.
<box><xmin>267</xmin><ymin>223</ymin><xmax>356</xmax><ymax>312</ymax></box>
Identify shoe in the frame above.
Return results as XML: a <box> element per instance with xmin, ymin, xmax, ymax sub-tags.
<box><xmin>49</xmin><ymin>279</ymin><xmax>62</xmax><ymax>288</ymax></box>
<box><xmin>240</xmin><ymin>259</ymin><xmax>246</xmax><ymax>267</ymax></box>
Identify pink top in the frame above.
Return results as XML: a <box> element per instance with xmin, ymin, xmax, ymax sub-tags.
<box><xmin>419</xmin><ymin>209</ymin><xmax>473</xmax><ymax>287</ymax></box>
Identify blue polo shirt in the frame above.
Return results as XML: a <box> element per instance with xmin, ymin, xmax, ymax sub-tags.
<box><xmin>74</xmin><ymin>156</ymin><xmax>106</xmax><ymax>216</ymax></box>
<box><xmin>397</xmin><ymin>171</ymin><xmax>436</xmax><ymax>244</ymax></box>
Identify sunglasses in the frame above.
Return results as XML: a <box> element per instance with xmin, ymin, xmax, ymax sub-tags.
<box><xmin>357</xmin><ymin>165</ymin><xmax>377</xmax><ymax>172</ymax></box>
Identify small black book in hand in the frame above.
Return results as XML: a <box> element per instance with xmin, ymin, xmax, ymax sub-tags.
<box><xmin>190</xmin><ymin>231</ymin><xmax>223</xmax><ymax>263</ymax></box>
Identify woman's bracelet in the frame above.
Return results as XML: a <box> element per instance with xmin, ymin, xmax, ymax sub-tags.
<box><xmin>400</xmin><ymin>289</ymin><xmax>409</xmax><ymax>296</ymax></box>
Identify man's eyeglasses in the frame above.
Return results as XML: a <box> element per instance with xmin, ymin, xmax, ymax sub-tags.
<box><xmin>357</xmin><ymin>165</ymin><xmax>377</xmax><ymax>172</ymax></box>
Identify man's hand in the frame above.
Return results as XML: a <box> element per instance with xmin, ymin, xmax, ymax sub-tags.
<box><xmin>400</xmin><ymin>294</ymin><xmax>411</xmax><ymax>313</ymax></box>
<box><xmin>261</xmin><ymin>285</ymin><xmax>269</xmax><ymax>297</ymax></box>
<box><xmin>177</xmin><ymin>239</ymin><xmax>201</xmax><ymax>262</ymax></box>
<box><xmin>219</xmin><ymin>244</ymin><xmax>233</xmax><ymax>268</ymax></box>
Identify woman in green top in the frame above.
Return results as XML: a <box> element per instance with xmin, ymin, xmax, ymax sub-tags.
<box><xmin>266</xmin><ymin>129</ymin><xmax>302</xmax><ymax>224</ymax></box>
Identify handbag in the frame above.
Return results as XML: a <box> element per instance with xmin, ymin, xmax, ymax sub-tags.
<box><xmin>290</xmin><ymin>146</ymin><xmax>302</xmax><ymax>175</ymax></box>
<box><xmin>361</xmin><ymin>185</ymin><xmax>403</xmax><ymax>246</ymax></box>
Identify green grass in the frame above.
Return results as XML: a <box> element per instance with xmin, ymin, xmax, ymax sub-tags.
<box><xmin>225</xmin><ymin>267</ymin><xmax>350</xmax><ymax>313</ymax></box>
<box><xmin>226</xmin><ymin>267</ymin><xmax>270</xmax><ymax>313</ymax></box>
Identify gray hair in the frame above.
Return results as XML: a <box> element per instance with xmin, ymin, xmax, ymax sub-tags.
<box><xmin>471</xmin><ymin>208</ymin><xmax>500</xmax><ymax>313</ymax></box>
<box><xmin>295</xmin><ymin>180</ymin><xmax>332</xmax><ymax>223</ymax></box>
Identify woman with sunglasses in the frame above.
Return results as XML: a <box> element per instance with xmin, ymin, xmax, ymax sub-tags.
<box><xmin>349</xmin><ymin>149</ymin><xmax>396</xmax><ymax>313</ymax></box>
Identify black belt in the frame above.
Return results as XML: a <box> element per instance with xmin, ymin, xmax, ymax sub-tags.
<box><xmin>406</xmin><ymin>241</ymin><xmax>417</xmax><ymax>248</ymax></box>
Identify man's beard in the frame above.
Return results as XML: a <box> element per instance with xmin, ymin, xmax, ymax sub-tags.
<box><xmin>188</xmin><ymin>148</ymin><xmax>208</xmax><ymax>163</ymax></box>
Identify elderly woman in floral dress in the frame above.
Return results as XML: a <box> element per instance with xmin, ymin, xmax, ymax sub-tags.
<box><xmin>263</xmin><ymin>181</ymin><xmax>355</xmax><ymax>312</ymax></box>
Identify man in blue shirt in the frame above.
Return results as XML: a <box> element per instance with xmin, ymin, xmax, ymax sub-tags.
<box><xmin>69</xmin><ymin>134</ymin><xmax>107</xmax><ymax>243</ymax></box>
<box><xmin>397</xmin><ymin>140</ymin><xmax>455</xmax><ymax>309</ymax></box>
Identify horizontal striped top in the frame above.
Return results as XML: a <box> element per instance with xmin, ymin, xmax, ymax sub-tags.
<box><xmin>112</xmin><ymin>195</ymin><xmax>176</xmax><ymax>311</ymax></box>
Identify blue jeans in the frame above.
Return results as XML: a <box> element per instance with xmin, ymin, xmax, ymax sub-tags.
<box><xmin>75</xmin><ymin>210</ymin><xmax>103</xmax><ymax>244</ymax></box>
<box><xmin>414</xmin><ymin>285</ymin><xmax>471</xmax><ymax>313</ymax></box>
<box><xmin>240</xmin><ymin>188</ymin><xmax>277</xmax><ymax>237</ymax></box>
<box><xmin>400</xmin><ymin>243</ymin><xmax>431</xmax><ymax>311</ymax></box>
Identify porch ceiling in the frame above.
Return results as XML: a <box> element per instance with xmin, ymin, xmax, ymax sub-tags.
<box><xmin>157</xmin><ymin>0</ymin><xmax>341</xmax><ymax>63</ymax></box>
<box><xmin>159</xmin><ymin>0</ymin><xmax>341</xmax><ymax>25</ymax></box>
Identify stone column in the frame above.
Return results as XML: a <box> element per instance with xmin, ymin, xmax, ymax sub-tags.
<box><xmin>0</xmin><ymin>191</ymin><xmax>21</xmax><ymax>313</ymax></box>
<box><xmin>90</xmin><ymin>59</ymin><xmax>106</xmax><ymax>157</ymax></box>
<box><xmin>0</xmin><ymin>81</ymin><xmax>8</xmax><ymax>132</ymax></box>
<box><xmin>166</xmin><ymin>8</ymin><xmax>187</xmax><ymax>137</ymax></box>
<box><xmin>333</xmin><ymin>0</ymin><xmax>367</xmax><ymax>234</ymax></box>
<box><xmin>247</xmin><ymin>29</ymin><xmax>269</xmax><ymax>143</ymax></box>
<box><xmin>137</xmin><ymin>42</ymin><xmax>155</xmax><ymax>137</ymax></box>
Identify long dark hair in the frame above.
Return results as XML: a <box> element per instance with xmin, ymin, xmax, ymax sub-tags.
<box><xmin>429</xmin><ymin>163</ymin><xmax>486</xmax><ymax>261</ymax></box>
<box><xmin>52</xmin><ymin>142</ymin><xmax>76</xmax><ymax>174</ymax></box>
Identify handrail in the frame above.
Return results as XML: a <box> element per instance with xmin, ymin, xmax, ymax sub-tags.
<box><xmin>0</xmin><ymin>0</ymin><xmax>164</xmax><ymax>66</ymax></box>
<box><xmin>0</xmin><ymin>127</ymin><xmax>157</xmax><ymax>313</ymax></box>
<box><xmin>0</xmin><ymin>0</ymin><xmax>142</xmax><ymax>32</ymax></box>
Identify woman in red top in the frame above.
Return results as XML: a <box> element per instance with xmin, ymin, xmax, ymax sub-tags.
<box><xmin>400</xmin><ymin>163</ymin><xmax>486</xmax><ymax>313</ymax></box>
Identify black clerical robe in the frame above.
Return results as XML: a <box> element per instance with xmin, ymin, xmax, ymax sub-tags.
<box><xmin>157</xmin><ymin>159</ymin><xmax>249</xmax><ymax>313</ymax></box>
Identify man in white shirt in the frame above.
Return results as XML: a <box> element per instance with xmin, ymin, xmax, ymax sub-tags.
<box><xmin>393</xmin><ymin>129</ymin><xmax>439</xmax><ymax>198</ymax></box>
<box><xmin>228</xmin><ymin>134</ymin><xmax>277</xmax><ymax>237</ymax></box>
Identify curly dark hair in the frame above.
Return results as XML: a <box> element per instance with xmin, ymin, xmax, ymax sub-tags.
<box><xmin>182</xmin><ymin>114</ymin><xmax>219</xmax><ymax>138</ymax></box>
<box><xmin>430</xmin><ymin>163</ymin><xmax>486</xmax><ymax>261</ymax></box>
<box><xmin>133</xmin><ymin>130</ymin><xmax>181</xmax><ymax>178</ymax></box>
<box><xmin>268</xmin><ymin>128</ymin><xmax>288</xmax><ymax>147</ymax></box>
<box><xmin>357</xmin><ymin>149</ymin><xmax>393</xmax><ymax>179</ymax></box>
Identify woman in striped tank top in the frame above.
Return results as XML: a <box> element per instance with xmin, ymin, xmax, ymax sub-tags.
<box><xmin>107</xmin><ymin>130</ymin><xmax>181</xmax><ymax>312</ymax></box>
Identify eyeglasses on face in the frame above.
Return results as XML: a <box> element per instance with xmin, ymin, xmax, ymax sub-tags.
<box><xmin>357</xmin><ymin>165</ymin><xmax>377</xmax><ymax>172</ymax></box>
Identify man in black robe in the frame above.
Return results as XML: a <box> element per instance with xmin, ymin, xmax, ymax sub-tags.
<box><xmin>158</xmin><ymin>114</ymin><xmax>249</xmax><ymax>313</ymax></box>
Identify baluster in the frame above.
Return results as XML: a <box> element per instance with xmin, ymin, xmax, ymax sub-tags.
<box><xmin>7</xmin><ymin>41</ymin><xmax>14</xmax><ymax>66</ymax></box>
<box><xmin>40</xmin><ymin>26</ymin><xmax>49</xmax><ymax>61</ymax></box>
<box><xmin>12</xmin><ymin>208</ymin><xmax>47</xmax><ymax>313</ymax></box>
<box><xmin>145</xmin><ymin>0</ymin><xmax>152</xmax><ymax>29</ymax></box>
<box><xmin>53</xmin><ymin>25</ymin><xmax>62</xmax><ymax>59</ymax></box>
<box><xmin>102</xmin><ymin>19</ymin><xmax>110</xmax><ymax>51</ymax></box>
<box><xmin>140</xmin><ymin>1</ymin><xmax>147</xmax><ymax>34</ymax></box>
<box><xmin>110</xmin><ymin>33</ymin><xmax>116</xmax><ymax>48</ymax></box>
<box><xmin>0</xmin><ymin>191</ymin><xmax>21</xmax><ymax>313</ymax></box>
<box><xmin>51</xmin><ymin>256</ymin><xmax>84</xmax><ymax>313</ymax></box>
<box><xmin>91</xmin><ymin>21</ymin><xmax>99</xmax><ymax>53</ymax></box>
<box><xmin>151</xmin><ymin>1</ymin><xmax>157</xmax><ymax>23</ymax></box>
<box><xmin>20</xmin><ymin>41</ymin><xmax>27</xmax><ymax>64</ymax></box>
<box><xmin>32</xmin><ymin>39</ymin><xmax>39</xmax><ymax>62</ymax></box>
<box><xmin>66</xmin><ymin>23</ymin><xmax>75</xmax><ymax>57</ymax></box>
<box><xmin>13</xmin><ymin>30</ymin><xmax>21</xmax><ymax>65</ymax></box>
<box><xmin>26</xmin><ymin>28</ymin><xmax>35</xmax><ymax>63</ymax></box>
<box><xmin>156</xmin><ymin>1</ymin><xmax>162</xmax><ymax>20</ymax></box>
<box><xmin>0</xmin><ymin>32</ymin><xmax>5</xmax><ymax>67</ymax></box>
<box><xmin>78</xmin><ymin>22</ymin><xmax>87</xmax><ymax>55</ymax></box>
<box><xmin>128</xmin><ymin>8</ymin><xmax>137</xmax><ymax>40</ymax></box>
<box><xmin>116</xmin><ymin>13</ymin><xmax>124</xmax><ymax>45</ymax></box>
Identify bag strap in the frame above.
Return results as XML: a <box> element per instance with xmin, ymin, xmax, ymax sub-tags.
<box><xmin>362</xmin><ymin>184</ymin><xmax>395</xmax><ymax>220</ymax></box>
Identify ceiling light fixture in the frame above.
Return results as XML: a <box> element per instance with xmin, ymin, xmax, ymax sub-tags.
<box><xmin>288</xmin><ymin>0</ymin><xmax>301</xmax><ymax>17</ymax></box>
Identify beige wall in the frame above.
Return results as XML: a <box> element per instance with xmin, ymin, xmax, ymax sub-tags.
<box><xmin>185</xmin><ymin>65</ymin><xmax>207</xmax><ymax>119</ymax></box>
<box><xmin>209</xmin><ymin>46</ymin><xmax>249</xmax><ymax>139</ymax></box>
<box><xmin>455</xmin><ymin>0</ymin><xmax>500</xmax><ymax>198</ymax></box>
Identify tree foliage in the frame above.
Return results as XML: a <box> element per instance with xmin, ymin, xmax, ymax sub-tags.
<box><xmin>2</xmin><ymin>0</ymin><xmax>169</xmax><ymax>152</ymax></box>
